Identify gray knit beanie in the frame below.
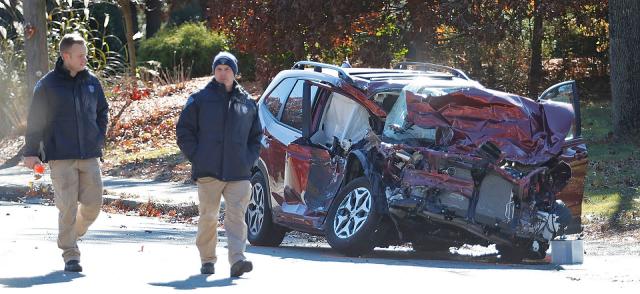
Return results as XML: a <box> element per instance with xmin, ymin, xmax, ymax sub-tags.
<box><xmin>212</xmin><ymin>51</ymin><xmax>238</xmax><ymax>75</ymax></box>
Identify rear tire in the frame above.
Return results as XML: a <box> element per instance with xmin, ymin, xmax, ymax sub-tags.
<box><xmin>246</xmin><ymin>172</ymin><xmax>286</xmax><ymax>246</ymax></box>
<box><xmin>325</xmin><ymin>176</ymin><xmax>382</xmax><ymax>257</ymax></box>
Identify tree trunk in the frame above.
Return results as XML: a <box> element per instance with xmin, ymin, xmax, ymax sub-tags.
<box><xmin>528</xmin><ymin>0</ymin><xmax>544</xmax><ymax>98</ymax></box>
<box><xmin>405</xmin><ymin>0</ymin><xmax>438</xmax><ymax>62</ymax></box>
<box><xmin>130</xmin><ymin>1</ymin><xmax>139</xmax><ymax>32</ymax></box>
<box><xmin>610</xmin><ymin>0</ymin><xmax>640</xmax><ymax>137</ymax></box>
<box><xmin>468</xmin><ymin>42</ymin><xmax>484</xmax><ymax>80</ymax></box>
<box><xmin>145</xmin><ymin>0</ymin><xmax>162</xmax><ymax>38</ymax></box>
<box><xmin>23</xmin><ymin>0</ymin><xmax>48</xmax><ymax>102</ymax></box>
<box><xmin>118</xmin><ymin>0</ymin><xmax>137</xmax><ymax>74</ymax></box>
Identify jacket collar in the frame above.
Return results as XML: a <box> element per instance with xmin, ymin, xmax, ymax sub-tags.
<box><xmin>205</xmin><ymin>79</ymin><xmax>247</xmax><ymax>103</ymax></box>
<box><xmin>54</xmin><ymin>57</ymin><xmax>89</xmax><ymax>80</ymax></box>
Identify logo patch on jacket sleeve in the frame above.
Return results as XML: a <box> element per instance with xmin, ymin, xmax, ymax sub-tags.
<box><xmin>88</xmin><ymin>85</ymin><xmax>95</xmax><ymax>93</ymax></box>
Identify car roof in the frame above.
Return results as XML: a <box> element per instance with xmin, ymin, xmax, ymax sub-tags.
<box><xmin>287</xmin><ymin>62</ymin><xmax>480</xmax><ymax>95</ymax></box>
<box><xmin>259</xmin><ymin>62</ymin><xmax>482</xmax><ymax>103</ymax></box>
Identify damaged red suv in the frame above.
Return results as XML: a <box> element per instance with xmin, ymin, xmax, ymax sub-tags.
<box><xmin>245</xmin><ymin>61</ymin><xmax>587</xmax><ymax>261</ymax></box>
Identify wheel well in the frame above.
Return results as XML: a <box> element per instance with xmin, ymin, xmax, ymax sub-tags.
<box><xmin>345</xmin><ymin>155</ymin><xmax>365</xmax><ymax>185</ymax></box>
<box><xmin>251</xmin><ymin>159</ymin><xmax>272</xmax><ymax>208</ymax></box>
<box><xmin>251</xmin><ymin>158</ymin><xmax>268</xmax><ymax>180</ymax></box>
<box><xmin>251</xmin><ymin>166</ymin><xmax>261</xmax><ymax>175</ymax></box>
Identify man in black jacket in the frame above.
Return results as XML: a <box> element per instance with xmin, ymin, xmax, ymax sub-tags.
<box><xmin>23</xmin><ymin>33</ymin><xmax>109</xmax><ymax>272</ymax></box>
<box><xmin>176</xmin><ymin>51</ymin><xmax>262</xmax><ymax>277</ymax></box>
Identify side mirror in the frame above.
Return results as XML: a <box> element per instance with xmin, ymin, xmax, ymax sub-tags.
<box><xmin>538</xmin><ymin>80</ymin><xmax>581</xmax><ymax>138</ymax></box>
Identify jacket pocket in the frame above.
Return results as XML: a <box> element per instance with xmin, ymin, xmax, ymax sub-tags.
<box><xmin>85</xmin><ymin>120</ymin><xmax>103</xmax><ymax>152</ymax></box>
<box><xmin>231</xmin><ymin>139</ymin><xmax>252</xmax><ymax>176</ymax></box>
<box><xmin>193</xmin><ymin>134</ymin><xmax>224</xmax><ymax>176</ymax></box>
<box><xmin>92</xmin><ymin>121</ymin><xmax>105</xmax><ymax>149</ymax></box>
<box><xmin>52</xmin><ymin>119</ymin><xmax>78</xmax><ymax>157</ymax></box>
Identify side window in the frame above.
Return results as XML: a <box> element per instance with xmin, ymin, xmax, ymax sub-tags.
<box><xmin>263</xmin><ymin>78</ymin><xmax>296</xmax><ymax>118</ymax></box>
<box><xmin>539</xmin><ymin>83</ymin><xmax>573</xmax><ymax>104</ymax></box>
<box><xmin>281</xmin><ymin>80</ymin><xmax>318</xmax><ymax>131</ymax></box>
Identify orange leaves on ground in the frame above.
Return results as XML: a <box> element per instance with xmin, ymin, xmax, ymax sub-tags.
<box><xmin>102</xmin><ymin>199</ymin><xmax>199</xmax><ymax>224</ymax></box>
<box><xmin>111</xmin><ymin>82</ymin><xmax>151</xmax><ymax>102</ymax></box>
<box><xmin>138</xmin><ymin>199</ymin><xmax>162</xmax><ymax>217</ymax></box>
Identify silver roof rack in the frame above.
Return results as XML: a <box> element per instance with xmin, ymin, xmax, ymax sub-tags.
<box><xmin>292</xmin><ymin>61</ymin><xmax>355</xmax><ymax>84</ymax></box>
<box><xmin>393</xmin><ymin>61</ymin><xmax>471</xmax><ymax>80</ymax></box>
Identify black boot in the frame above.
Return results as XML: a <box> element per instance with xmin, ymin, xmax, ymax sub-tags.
<box><xmin>200</xmin><ymin>262</ymin><xmax>215</xmax><ymax>275</ymax></box>
<box><xmin>64</xmin><ymin>260</ymin><xmax>83</xmax><ymax>272</ymax></box>
<box><xmin>230</xmin><ymin>260</ymin><xmax>252</xmax><ymax>277</ymax></box>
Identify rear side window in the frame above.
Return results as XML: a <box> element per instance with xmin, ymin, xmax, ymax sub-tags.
<box><xmin>263</xmin><ymin>78</ymin><xmax>296</xmax><ymax>118</ymax></box>
<box><xmin>281</xmin><ymin>80</ymin><xmax>318</xmax><ymax>131</ymax></box>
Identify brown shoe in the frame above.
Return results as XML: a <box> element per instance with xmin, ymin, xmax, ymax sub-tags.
<box><xmin>230</xmin><ymin>260</ymin><xmax>252</xmax><ymax>277</ymax></box>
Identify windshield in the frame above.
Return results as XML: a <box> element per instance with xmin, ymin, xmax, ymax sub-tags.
<box><xmin>383</xmin><ymin>85</ymin><xmax>463</xmax><ymax>142</ymax></box>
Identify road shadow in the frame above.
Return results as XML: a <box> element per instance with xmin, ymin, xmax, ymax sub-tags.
<box><xmin>77</xmin><ymin>228</ymin><xmax>197</xmax><ymax>245</ymax></box>
<box><xmin>149</xmin><ymin>275</ymin><xmax>236</xmax><ymax>290</ymax></box>
<box><xmin>0</xmin><ymin>270</ymin><xmax>84</xmax><ymax>288</ymax></box>
<box><xmin>246</xmin><ymin>245</ymin><xmax>561</xmax><ymax>272</ymax></box>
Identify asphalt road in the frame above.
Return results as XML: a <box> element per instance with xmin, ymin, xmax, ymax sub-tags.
<box><xmin>1</xmin><ymin>201</ymin><xmax>638</xmax><ymax>293</ymax></box>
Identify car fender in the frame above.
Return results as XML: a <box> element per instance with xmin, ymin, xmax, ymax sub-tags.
<box><xmin>346</xmin><ymin>149</ymin><xmax>389</xmax><ymax>214</ymax></box>
<box><xmin>252</xmin><ymin>158</ymin><xmax>273</xmax><ymax>209</ymax></box>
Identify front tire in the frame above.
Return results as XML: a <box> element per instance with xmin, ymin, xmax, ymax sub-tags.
<box><xmin>325</xmin><ymin>176</ymin><xmax>382</xmax><ymax>257</ymax></box>
<box><xmin>246</xmin><ymin>172</ymin><xmax>286</xmax><ymax>246</ymax></box>
<box><xmin>411</xmin><ymin>239</ymin><xmax>453</xmax><ymax>252</ymax></box>
<box><xmin>498</xmin><ymin>240</ymin><xmax>549</xmax><ymax>262</ymax></box>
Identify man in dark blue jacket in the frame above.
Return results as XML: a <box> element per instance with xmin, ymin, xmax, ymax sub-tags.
<box><xmin>176</xmin><ymin>51</ymin><xmax>262</xmax><ymax>277</ymax></box>
<box><xmin>23</xmin><ymin>33</ymin><xmax>108</xmax><ymax>273</ymax></box>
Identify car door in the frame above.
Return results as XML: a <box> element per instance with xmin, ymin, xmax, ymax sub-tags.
<box><xmin>259</xmin><ymin>78</ymin><xmax>298</xmax><ymax>209</ymax></box>
<box><xmin>538</xmin><ymin>80</ymin><xmax>587</xmax><ymax>234</ymax></box>
<box><xmin>276</xmin><ymin>80</ymin><xmax>347</xmax><ymax>232</ymax></box>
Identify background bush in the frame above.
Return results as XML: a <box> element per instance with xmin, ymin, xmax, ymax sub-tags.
<box><xmin>138</xmin><ymin>23</ymin><xmax>228</xmax><ymax>78</ymax></box>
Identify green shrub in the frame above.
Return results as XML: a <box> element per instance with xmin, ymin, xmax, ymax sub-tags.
<box><xmin>138</xmin><ymin>23</ymin><xmax>228</xmax><ymax>77</ymax></box>
<box><xmin>233</xmin><ymin>51</ymin><xmax>256</xmax><ymax>81</ymax></box>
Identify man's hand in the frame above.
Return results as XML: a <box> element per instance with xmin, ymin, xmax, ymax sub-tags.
<box><xmin>23</xmin><ymin>156</ymin><xmax>41</xmax><ymax>170</ymax></box>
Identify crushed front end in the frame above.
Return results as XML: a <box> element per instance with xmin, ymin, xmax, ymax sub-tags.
<box><xmin>370</xmin><ymin>82</ymin><xmax>582</xmax><ymax>259</ymax></box>
<box><xmin>377</xmin><ymin>141</ymin><xmax>573</xmax><ymax>258</ymax></box>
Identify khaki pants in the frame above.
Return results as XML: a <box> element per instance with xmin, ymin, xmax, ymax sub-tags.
<box><xmin>49</xmin><ymin>158</ymin><xmax>103</xmax><ymax>263</ymax></box>
<box><xmin>196</xmin><ymin>177</ymin><xmax>251</xmax><ymax>265</ymax></box>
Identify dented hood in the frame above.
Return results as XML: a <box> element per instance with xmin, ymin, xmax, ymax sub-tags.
<box><xmin>405</xmin><ymin>87</ymin><xmax>574</xmax><ymax>165</ymax></box>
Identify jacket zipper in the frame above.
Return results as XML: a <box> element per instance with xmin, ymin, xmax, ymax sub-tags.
<box><xmin>221</xmin><ymin>91</ymin><xmax>230</xmax><ymax>181</ymax></box>
<box><xmin>73</xmin><ymin>79</ymin><xmax>86</xmax><ymax>159</ymax></box>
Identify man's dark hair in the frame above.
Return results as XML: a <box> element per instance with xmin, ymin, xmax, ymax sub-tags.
<box><xmin>59</xmin><ymin>33</ymin><xmax>86</xmax><ymax>55</ymax></box>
